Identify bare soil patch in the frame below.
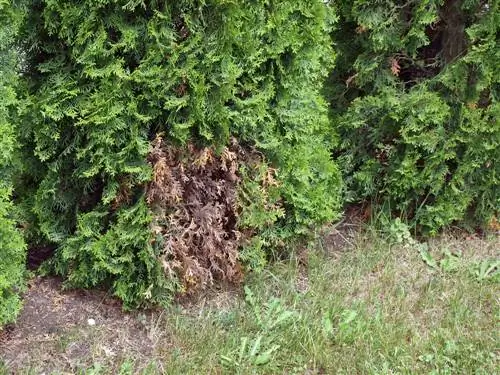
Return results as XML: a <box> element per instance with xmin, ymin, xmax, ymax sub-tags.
<box><xmin>0</xmin><ymin>277</ymin><xmax>157</xmax><ymax>373</ymax></box>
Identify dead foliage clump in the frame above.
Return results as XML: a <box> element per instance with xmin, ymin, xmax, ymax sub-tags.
<box><xmin>146</xmin><ymin>136</ymin><xmax>248</xmax><ymax>293</ymax></box>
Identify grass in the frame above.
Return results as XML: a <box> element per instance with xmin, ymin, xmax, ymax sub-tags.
<box><xmin>2</xmin><ymin>230</ymin><xmax>499</xmax><ymax>374</ymax></box>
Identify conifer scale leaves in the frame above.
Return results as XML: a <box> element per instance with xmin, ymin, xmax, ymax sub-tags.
<box><xmin>15</xmin><ymin>0</ymin><xmax>341</xmax><ymax>308</ymax></box>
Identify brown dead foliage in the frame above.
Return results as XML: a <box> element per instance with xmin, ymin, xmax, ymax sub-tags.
<box><xmin>146</xmin><ymin>136</ymin><xmax>249</xmax><ymax>293</ymax></box>
<box><xmin>390</xmin><ymin>57</ymin><xmax>401</xmax><ymax>76</ymax></box>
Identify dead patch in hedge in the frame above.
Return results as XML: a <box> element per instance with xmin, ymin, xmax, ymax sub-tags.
<box><xmin>147</xmin><ymin>136</ymin><xmax>270</xmax><ymax>293</ymax></box>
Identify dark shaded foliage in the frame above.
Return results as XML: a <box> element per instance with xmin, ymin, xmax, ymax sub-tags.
<box><xmin>329</xmin><ymin>0</ymin><xmax>499</xmax><ymax>233</ymax></box>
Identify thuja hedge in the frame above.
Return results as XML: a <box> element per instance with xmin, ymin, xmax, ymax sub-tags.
<box><xmin>329</xmin><ymin>0</ymin><xmax>499</xmax><ymax>233</ymax></box>
<box><xmin>0</xmin><ymin>1</ymin><xmax>26</xmax><ymax>326</ymax></box>
<box><xmin>10</xmin><ymin>0</ymin><xmax>342</xmax><ymax>309</ymax></box>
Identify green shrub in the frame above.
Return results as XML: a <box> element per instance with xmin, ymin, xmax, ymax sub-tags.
<box><xmin>0</xmin><ymin>0</ymin><xmax>27</xmax><ymax>326</ymax></box>
<box><xmin>0</xmin><ymin>192</ymin><xmax>27</xmax><ymax>326</ymax></box>
<box><xmin>329</xmin><ymin>0</ymin><xmax>499</xmax><ymax>233</ymax></box>
<box><xmin>16</xmin><ymin>0</ymin><xmax>341</xmax><ymax>307</ymax></box>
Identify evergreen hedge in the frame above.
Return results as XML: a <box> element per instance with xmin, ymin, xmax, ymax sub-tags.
<box><xmin>329</xmin><ymin>0</ymin><xmax>499</xmax><ymax>233</ymax></box>
<box><xmin>15</xmin><ymin>0</ymin><xmax>342</xmax><ymax>308</ymax></box>
<box><xmin>0</xmin><ymin>0</ymin><xmax>27</xmax><ymax>326</ymax></box>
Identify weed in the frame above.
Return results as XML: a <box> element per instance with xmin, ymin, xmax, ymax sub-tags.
<box><xmin>220</xmin><ymin>286</ymin><xmax>299</xmax><ymax>372</ymax></box>
<box><xmin>472</xmin><ymin>260</ymin><xmax>500</xmax><ymax>282</ymax></box>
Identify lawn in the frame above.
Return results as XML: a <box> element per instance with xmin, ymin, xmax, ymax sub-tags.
<box><xmin>1</xmin><ymin>228</ymin><xmax>498</xmax><ymax>374</ymax></box>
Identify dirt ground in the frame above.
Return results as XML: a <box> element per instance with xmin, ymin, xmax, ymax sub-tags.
<box><xmin>0</xmin><ymin>277</ymin><xmax>159</xmax><ymax>373</ymax></box>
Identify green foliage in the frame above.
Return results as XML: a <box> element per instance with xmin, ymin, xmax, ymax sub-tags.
<box><xmin>16</xmin><ymin>0</ymin><xmax>341</xmax><ymax>306</ymax></box>
<box><xmin>472</xmin><ymin>259</ymin><xmax>499</xmax><ymax>282</ymax></box>
<box><xmin>220</xmin><ymin>286</ymin><xmax>299</xmax><ymax>371</ymax></box>
<box><xmin>419</xmin><ymin>247</ymin><xmax>463</xmax><ymax>273</ymax></box>
<box><xmin>0</xmin><ymin>191</ymin><xmax>26</xmax><ymax>326</ymax></box>
<box><xmin>330</xmin><ymin>0</ymin><xmax>499</xmax><ymax>233</ymax></box>
<box><xmin>53</xmin><ymin>198</ymin><xmax>177</xmax><ymax>308</ymax></box>
<box><xmin>237</xmin><ymin>162</ymin><xmax>285</xmax><ymax>271</ymax></box>
<box><xmin>0</xmin><ymin>0</ymin><xmax>27</xmax><ymax>326</ymax></box>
